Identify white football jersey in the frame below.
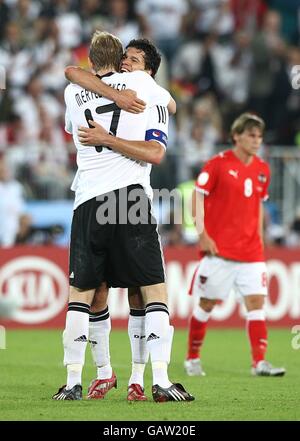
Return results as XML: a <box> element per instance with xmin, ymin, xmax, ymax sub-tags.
<box><xmin>65</xmin><ymin>70</ymin><xmax>170</xmax><ymax>209</ymax></box>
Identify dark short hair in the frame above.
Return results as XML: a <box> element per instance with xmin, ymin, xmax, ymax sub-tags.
<box><xmin>126</xmin><ymin>38</ymin><xmax>161</xmax><ymax>78</ymax></box>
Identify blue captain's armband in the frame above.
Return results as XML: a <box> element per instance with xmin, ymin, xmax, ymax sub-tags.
<box><xmin>145</xmin><ymin>129</ymin><xmax>168</xmax><ymax>148</ymax></box>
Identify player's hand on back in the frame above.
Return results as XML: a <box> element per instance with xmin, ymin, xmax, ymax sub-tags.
<box><xmin>199</xmin><ymin>232</ymin><xmax>219</xmax><ymax>256</ymax></box>
<box><xmin>78</xmin><ymin>121</ymin><xmax>108</xmax><ymax>146</ymax></box>
<box><xmin>115</xmin><ymin>89</ymin><xmax>146</xmax><ymax>113</ymax></box>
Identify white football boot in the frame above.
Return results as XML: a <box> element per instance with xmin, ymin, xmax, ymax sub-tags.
<box><xmin>184</xmin><ymin>358</ymin><xmax>206</xmax><ymax>376</ymax></box>
<box><xmin>251</xmin><ymin>360</ymin><xmax>286</xmax><ymax>377</ymax></box>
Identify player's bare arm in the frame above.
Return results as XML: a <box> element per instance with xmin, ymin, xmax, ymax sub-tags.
<box><xmin>65</xmin><ymin>66</ymin><xmax>146</xmax><ymax>113</ymax></box>
<box><xmin>65</xmin><ymin>66</ymin><xmax>176</xmax><ymax>115</ymax></box>
<box><xmin>168</xmin><ymin>97</ymin><xmax>176</xmax><ymax>114</ymax></box>
<box><xmin>78</xmin><ymin>120</ymin><xmax>165</xmax><ymax>165</ymax></box>
<box><xmin>198</xmin><ymin>228</ymin><xmax>219</xmax><ymax>256</ymax></box>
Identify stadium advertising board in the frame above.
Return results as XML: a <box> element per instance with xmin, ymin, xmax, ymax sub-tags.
<box><xmin>0</xmin><ymin>246</ymin><xmax>299</xmax><ymax>328</ymax></box>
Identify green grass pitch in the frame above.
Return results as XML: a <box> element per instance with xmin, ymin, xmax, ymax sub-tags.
<box><xmin>0</xmin><ymin>328</ymin><xmax>299</xmax><ymax>421</ymax></box>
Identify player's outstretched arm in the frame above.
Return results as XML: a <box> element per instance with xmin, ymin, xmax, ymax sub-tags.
<box><xmin>78</xmin><ymin>120</ymin><xmax>165</xmax><ymax>165</ymax></box>
<box><xmin>65</xmin><ymin>66</ymin><xmax>146</xmax><ymax>113</ymax></box>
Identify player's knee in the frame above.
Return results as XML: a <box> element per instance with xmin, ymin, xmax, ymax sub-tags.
<box><xmin>69</xmin><ymin>286</ymin><xmax>93</xmax><ymax>305</ymax></box>
<box><xmin>245</xmin><ymin>295</ymin><xmax>265</xmax><ymax>311</ymax></box>
<box><xmin>90</xmin><ymin>283</ymin><xmax>108</xmax><ymax>312</ymax></box>
<box><xmin>90</xmin><ymin>301</ymin><xmax>107</xmax><ymax>313</ymax></box>
<box><xmin>128</xmin><ymin>298</ymin><xmax>145</xmax><ymax>309</ymax></box>
<box><xmin>141</xmin><ymin>283</ymin><xmax>167</xmax><ymax>304</ymax></box>
<box><xmin>90</xmin><ymin>294</ymin><xmax>107</xmax><ymax>312</ymax></box>
<box><xmin>128</xmin><ymin>287</ymin><xmax>145</xmax><ymax>309</ymax></box>
<box><xmin>200</xmin><ymin>298</ymin><xmax>216</xmax><ymax>313</ymax></box>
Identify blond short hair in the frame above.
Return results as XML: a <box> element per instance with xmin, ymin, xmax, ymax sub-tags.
<box><xmin>89</xmin><ymin>31</ymin><xmax>123</xmax><ymax>72</ymax></box>
<box><xmin>231</xmin><ymin>113</ymin><xmax>265</xmax><ymax>142</ymax></box>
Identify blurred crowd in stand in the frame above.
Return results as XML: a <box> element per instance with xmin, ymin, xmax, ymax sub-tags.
<box><xmin>0</xmin><ymin>0</ymin><xmax>300</xmax><ymax>247</ymax></box>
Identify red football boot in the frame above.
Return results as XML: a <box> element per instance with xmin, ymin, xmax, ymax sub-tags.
<box><xmin>87</xmin><ymin>372</ymin><xmax>117</xmax><ymax>399</ymax></box>
<box><xmin>127</xmin><ymin>383</ymin><xmax>147</xmax><ymax>402</ymax></box>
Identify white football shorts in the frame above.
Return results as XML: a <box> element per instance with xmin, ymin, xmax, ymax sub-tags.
<box><xmin>189</xmin><ymin>256</ymin><xmax>268</xmax><ymax>300</ymax></box>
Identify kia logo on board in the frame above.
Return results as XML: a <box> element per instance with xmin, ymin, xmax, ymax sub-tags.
<box><xmin>0</xmin><ymin>257</ymin><xmax>68</xmax><ymax>324</ymax></box>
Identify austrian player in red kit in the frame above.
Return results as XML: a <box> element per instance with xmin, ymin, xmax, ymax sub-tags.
<box><xmin>185</xmin><ymin>113</ymin><xmax>286</xmax><ymax>377</ymax></box>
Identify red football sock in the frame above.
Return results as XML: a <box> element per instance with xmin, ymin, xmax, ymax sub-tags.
<box><xmin>247</xmin><ymin>320</ymin><xmax>268</xmax><ymax>367</ymax></box>
<box><xmin>187</xmin><ymin>316</ymin><xmax>208</xmax><ymax>360</ymax></box>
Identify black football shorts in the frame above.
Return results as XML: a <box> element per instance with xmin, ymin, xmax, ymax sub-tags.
<box><xmin>69</xmin><ymin>184</ymin><xmax>165</xmax><ymax>289</ymax></box>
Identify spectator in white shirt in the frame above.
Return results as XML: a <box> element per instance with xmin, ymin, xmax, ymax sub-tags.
<box><xmin>0</xmin><ymin>156</ymin><xmax>25</xmax><ymax>247</ymax></box>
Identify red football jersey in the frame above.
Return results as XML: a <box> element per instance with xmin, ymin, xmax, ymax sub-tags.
<box><xmin>195</xmin><ymin>150</ymin><xmax>270</xmax><ymax>262</ymax></box>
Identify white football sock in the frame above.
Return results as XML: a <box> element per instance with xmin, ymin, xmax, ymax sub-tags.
<box><xmin>152</xmin><ymin>361</ymin><xmax>170</xmax><ymax>388</ymax></box>
<box><xmin>63</xmin><ymin>302</ymin><xmax>90</xmax><ymax>389</ymax></box>
<box><xmin>151</xmin><ymin>326</ymin><xmax>174</xmax><ymax>388</ymax></box>
<box><xmin>193</xmin><ymin>305</ymin><xmax>211</xmax><ymax>322</ymax></box>
<box><xmin>128</xmin><ymin>309</ymin><xmax>149</xmax><ymax>387</ymax></box>
<box><xmin>66</xmin><ymin>364</ymin><xmax>82</xmax><ymax>390</ymax></box>
<box><xmin>145</xmin><ymin>303</ymin><xmax>172</xmax><ymax>388</ymax></box>
<box><xmin>89</xmin><ymin>307</ymin><xmax>112</xmax><ymax>379</ymax></box>
<box><xmin>129</xmin><ymin>363</ymin><xmax>146</xmax><ymax>388</ymax></box>
<box><xmin>97</xmin><ymin>364</ymin><xmax>113</xmax><ymax>380</ymax></box>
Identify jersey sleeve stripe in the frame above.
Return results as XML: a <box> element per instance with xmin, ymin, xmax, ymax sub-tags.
<box><xmin>156</xmin><ymin>105</ymin><xmax>168</xmax><ymax>124</ymax></box>
<box><xmin>156</xmin><ymin>105</ymin><xmax>162</xmax><ymax>123</ymax></box>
